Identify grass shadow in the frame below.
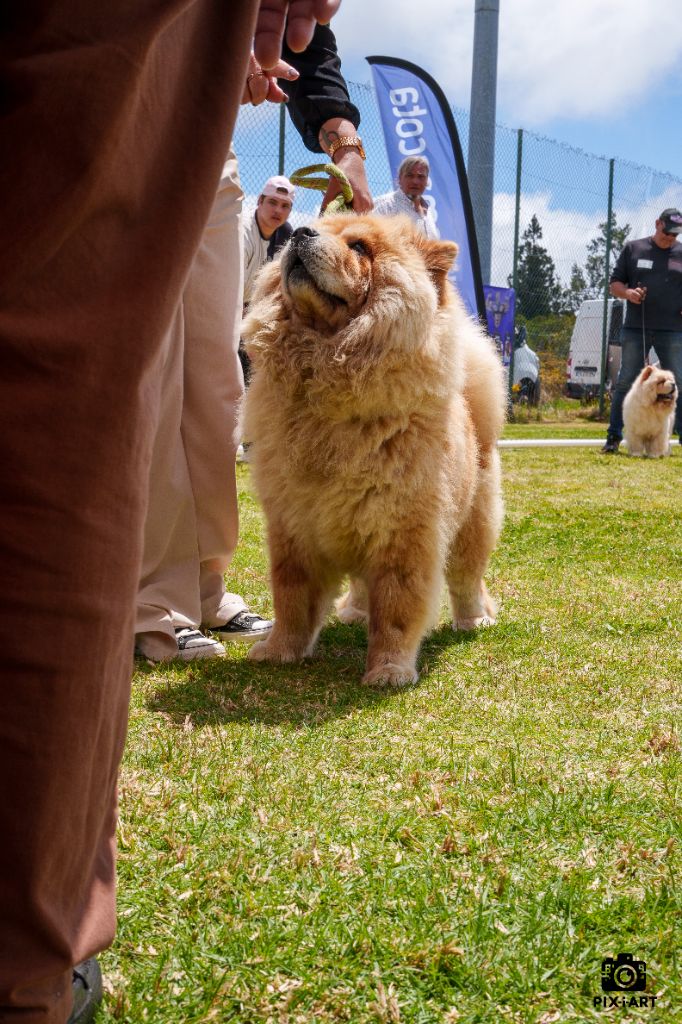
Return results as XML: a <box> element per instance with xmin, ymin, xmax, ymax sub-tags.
<box><xmin>143</xmin><ymin>619</ymin><xmax>489</xmax><ymax>729</ymax></box>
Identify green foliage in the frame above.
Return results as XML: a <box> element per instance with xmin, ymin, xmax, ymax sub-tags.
<box><xmin>510</xmin><ymin>215</ymin><xmax>563</xmax><ymax>318</ymax></box>
<box><xmin>100</xmin><ymin>454</ymin><xmax>682</xmax><ymax>1023</ymax></box>
<box><xmin>518</xmin><ymin>312</ymin><xmax>574</xmax><ymax>360</ymax></box>
<box><xmin>584</xmin><ymin>212</ymin><xmax>631</xmax><ymax>298</ymax></box>
<box><xmin>563</xmin><ymin>262</ymin><xmax>589</xmax><ymax>314</ymax></box>
<box><xmin>512</xmin><ymin>213</ymin><xmax>631</xmax><ymax>323</ymax></box>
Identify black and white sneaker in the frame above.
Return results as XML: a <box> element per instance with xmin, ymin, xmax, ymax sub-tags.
<box><xmin>174</xmin><ymin>627</ymin><xmax>225</xmax><ymax>661</ymax></box>
<box><xmin>208</xmin><ymin>610</ymin><xmax>273</xmax><ymax>644</ymax></box>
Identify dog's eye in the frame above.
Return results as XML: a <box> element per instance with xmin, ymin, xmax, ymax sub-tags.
<box><xmin>348</xmin><ymin>239</ymin><xmax>369</xmax><ymax>257</ymax></box>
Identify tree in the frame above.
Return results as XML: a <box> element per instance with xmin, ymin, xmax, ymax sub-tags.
<box><xmin>511</xmin><ymin>215</ymin><xmax>563</xmax><ymax>318</ymax></box>
<box><xmin>584</xmin><ymin>212</ymin><xmax>630</xmax><ymax>298</ymax></box>
<box><xmin>562</xmin><ymin>262</ymin><xmax>589</xmax><ymax>313</ymax></box>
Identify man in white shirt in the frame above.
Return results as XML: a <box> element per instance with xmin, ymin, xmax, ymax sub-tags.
<box><xmin>241</xmin><ymin>175</ymin><xmax>295</xmax><ymax>386</ymax></box>
<box><xmin>374</xmin><ymin>155</ymin><xmax>439</xmax><ymax>239</ymax></box>
<box><xmin>243</xmin><ymin>175</ymin><xmax>295</xmax><ymax>305</ymax></box>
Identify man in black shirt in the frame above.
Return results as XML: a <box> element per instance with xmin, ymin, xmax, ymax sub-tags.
<box><xmin>601</xmin><ymin>208</ymin><xmax>682</xmax><ymax>452</ymax></box>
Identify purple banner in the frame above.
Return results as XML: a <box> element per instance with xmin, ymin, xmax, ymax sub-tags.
<box><xmin>484</xmin><ymin>285</ymin><xmax>516</xmax><ymax>365</ymax></box>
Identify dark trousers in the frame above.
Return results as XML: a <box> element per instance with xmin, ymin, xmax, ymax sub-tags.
<box><xmin>0</xmin><ymin>2</ymin><xmax>257</xmax><ymax>1019</ymax></box>
<box><xmin>608</xmin><ymin>327</ymin><xmax>682</xmax><ymax>440</ymax></box>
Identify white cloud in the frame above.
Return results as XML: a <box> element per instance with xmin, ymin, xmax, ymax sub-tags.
<box><xmin>490</xmin><ymin>183</ymin><xmax>682</xmax><ymax>289</ymax></box>
<box><xmin>332</xmin><ymin>0</ymin><xmax>682</xmax><ymax>125</ymax></box>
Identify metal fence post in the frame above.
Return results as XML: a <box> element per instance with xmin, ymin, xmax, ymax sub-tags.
<box><xmin>598</xmin><ymin>158</ymin><xmax>615</xmax><ymax>417</ymax></box>
<box><xmin>278</xmin><ymin>103</ymin><xmax>286</xmax><ymax>176</ymax></box>
<box><xmin>467</xmin><ymin>0</ymin><xmax>500</xmax><ymax>287</ymax></box>
<box><xmin>509</xmin><ymin>127</ymin><xmax>523</xmax><ymax>414</ymax></box>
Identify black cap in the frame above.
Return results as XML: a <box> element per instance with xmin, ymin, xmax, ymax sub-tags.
<box><xmin>659</xmin><ymin>208</ymin><xmax>682</xmax><ymax>235</ymax></box>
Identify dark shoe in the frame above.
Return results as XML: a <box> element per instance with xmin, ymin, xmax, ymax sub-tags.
<box><xmin>208</xmin><ymin>610</ymin><xmax>273</xmax><ymax>644</ymax></box>
<box><xmin>68</xmin><ymin>959</ymin><xmax>102</xmax><ymax>1024</ymax></box>
<box><xmin>174</xmin><ymin>627</ymin><xmax>225</xmax><ymax>661</ymax></box>
<box><xmin>600</xmin><ymin>437</ymin><xmax>620</xmax><ymax>454</ymax></box>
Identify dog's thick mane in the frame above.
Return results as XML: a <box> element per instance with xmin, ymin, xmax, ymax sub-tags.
<box><xmin>242</xmin><ymin>246</ymin><xmax>470</xmax><ymax>418</ymax></box>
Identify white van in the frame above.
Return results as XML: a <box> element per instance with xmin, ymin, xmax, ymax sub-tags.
<box><xmin>565</xmin><ymin>298</ymin><xmax>624</xmax><ymax>399</ymax></box>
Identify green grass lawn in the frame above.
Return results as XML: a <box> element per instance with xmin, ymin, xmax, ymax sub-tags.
<box><xmin>503</xmin><ymin>421</ymin><xmax>606</xmax><ymax>440</ymax></box>
<box><xmin>102</xmin><ymin>448</ymin><xmax>681</xmax><ymax>1023</ymax></box>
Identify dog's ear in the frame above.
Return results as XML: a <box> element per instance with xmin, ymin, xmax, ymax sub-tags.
<box><xmin>420</xmin><ymin>239</ymin><xmax>458</xmax><ymax>305</ymax></box>
<box><xmin>641</xmin><ymin>365</ymin><xmax>654</xmax><ymax>380</ymax></box>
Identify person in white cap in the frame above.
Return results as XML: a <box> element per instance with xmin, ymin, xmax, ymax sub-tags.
<box><xmin>240</xmin><ymin>176</ymin><xmax>296</xmax><ymax>387</ymax></box>
<box><xmin>244</xmin><ymin>175</ymin><xmax>295</xmax><ymax>307</ymax></box>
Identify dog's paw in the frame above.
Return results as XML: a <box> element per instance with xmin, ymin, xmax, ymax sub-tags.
<box><xmin>335</xmin><ymin>590</ymin><xmax>369</xmax><ymax>625</ymax></box>
<box><xmin>247</xmin><ymin>640</ymin><xmax>273</xmax><ymax>662</ymax></box>
<box><xmin>362</xmin><ymin>662</ymin><xmax>419</xmax><ymax>689</ymax></box>
<box><xmin>452</xmin><ymin>614</ymin><xmax>495</xmax><ymax>632</ymax></box>
<box><xmin>247</xmin><ymin>640</ymin><xmax>300</xmax><ymax>663</ymax></box>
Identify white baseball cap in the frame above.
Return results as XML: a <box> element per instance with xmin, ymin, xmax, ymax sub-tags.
<box><xmin>261</xmin><ymin>175</ymin><xmax>295</xmax><ymax>200</ymax></box>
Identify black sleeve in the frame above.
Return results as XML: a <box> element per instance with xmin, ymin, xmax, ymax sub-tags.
<box><xmin>610</xmin><ymin>242</ymin><xmax>630</xmax><ymax>285</ymax></box>
<box><xmin>282</xmin><ymin>23</ymin><xmax>360</xmax><ymax>153</ymax></box>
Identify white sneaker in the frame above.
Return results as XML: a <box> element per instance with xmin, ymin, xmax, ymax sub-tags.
<box><xmin>174</xmin><ymin>627</ymin><xmax>225</xmax><ymax>661</ymax></box>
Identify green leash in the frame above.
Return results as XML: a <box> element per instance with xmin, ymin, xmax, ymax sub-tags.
<box><xmin>289</xmin><ymin>163</ymin><xmax>353</xmax><ymax>214</ymax></box>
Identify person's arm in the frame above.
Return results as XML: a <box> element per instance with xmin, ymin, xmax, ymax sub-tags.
<box><xmin>243</xmin><ymin>218</ymin><xmax>260</xmax><ymax>307</ymax></box>
<box><xmin>318</xmin><ymin>116</ymin><xmax>372</xmax><ymax>213</ymax></box>
<box><xmin>609</xmin><ymin>244</ymin><xmax>645</xmax><ymax>303</ymax></box>
<box><xmin>610</xmin><ymin>280</ymin><xmax>645</xmax><ymax>303</ymax></box>
<box><xmin>372</xmin><ymin>193</ymin><xmax>395</xmax><ymax>217</ymax></box>
<box><xmin>282</xmin><ymin>24</ymin><xmax>372</xmax><ymax>212</ymax></box>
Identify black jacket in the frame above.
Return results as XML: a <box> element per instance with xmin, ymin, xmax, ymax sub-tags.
<box><xmin>282</xmin><ymin>24</ymin><xmax>360</xmax><ymax>152</ymax></box>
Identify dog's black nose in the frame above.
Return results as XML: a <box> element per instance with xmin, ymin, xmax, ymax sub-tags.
<box><xmin>292</xmin><ymin>226</ymin><xmax>319</xmax><ymax>241</ymax></box>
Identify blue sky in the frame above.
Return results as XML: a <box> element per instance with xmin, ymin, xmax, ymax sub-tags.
<box><xmin>332</xmin><ymin>0</ymin><xmax>682</xmax><ymax>179</ymax></box>
<box><xmin>236</xmin><ymin>1</ymin><xmax>682</xmax><ymax>289</ymax></box>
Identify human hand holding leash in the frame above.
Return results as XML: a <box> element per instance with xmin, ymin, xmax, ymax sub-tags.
<box><xmin>319</xmin><ymin>117</ymin><xmax>372</xmax><ymax>213</ymax></box>
<box><xmin>626</xmin><ymin>284</ymin><xmax>647</xmax><ymax>304</ymax></box>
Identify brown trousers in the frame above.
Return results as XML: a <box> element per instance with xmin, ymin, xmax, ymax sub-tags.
<box><xmin>0</xmin><ymin>3</ymin><xmax>257</xmax><ymax>1020</ymax></box>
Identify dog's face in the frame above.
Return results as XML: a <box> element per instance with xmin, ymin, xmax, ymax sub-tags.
<box><xmin>279</xmin><ymin>214</ymin><xmax>458</xmax><ymax>336</ymax></box>
<box><xmin>637</xmin><ymin>365</ymin><xmax>678</xmax><ymax>408</ymax></box>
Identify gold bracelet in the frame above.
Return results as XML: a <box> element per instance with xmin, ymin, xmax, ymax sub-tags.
<box><xmin>327</xmin><ymin>135</ymin><xmax>366</xmax><ymax>161</ymax></box>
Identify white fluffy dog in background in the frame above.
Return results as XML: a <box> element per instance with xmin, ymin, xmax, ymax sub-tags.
<box><xmin>622</xmin><ymin>365</ymin><xmax>678</xmax><ymax>457</ymax></box>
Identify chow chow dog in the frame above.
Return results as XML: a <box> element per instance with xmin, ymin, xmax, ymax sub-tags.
<box><xmin>623</xmin><ymin>364</ymin><xmax>678</xmax><ymax>457</ymax></box>
<box><xmin>241</xmin><ymin>214</ymin><xmax>505</xmax><ymax>687</ymax></box>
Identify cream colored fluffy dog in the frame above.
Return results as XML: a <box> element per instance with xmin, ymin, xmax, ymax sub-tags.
<box><xmin>623</xmin><ymin>364</ymin><xmax>678</xmax><ymax>457</ymax></box>
<box><xmin>242</xmin><ymin>214</ymin><xmax>505</xmax><ymax>687</ymax></box>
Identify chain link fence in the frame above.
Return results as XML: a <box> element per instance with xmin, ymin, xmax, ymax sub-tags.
<box><xmin>235</xmin><ymin>81</ymin><xmax>682</xmax><ymax>399</ymax></box>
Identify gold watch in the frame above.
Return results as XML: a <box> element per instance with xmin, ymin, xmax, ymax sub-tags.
<box><xmin>328</xmin><ymin>135</ymin><xmax>366</xmax><ymax>161</ymax></box>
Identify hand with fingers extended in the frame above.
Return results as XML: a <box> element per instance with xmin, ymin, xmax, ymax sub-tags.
<box><xmin>255</xmin><ymin>1</ymin><xmax>341</xmax><ymax>69</ymax></box>
<box><xmin>241</xmin><ymin>52</ymin><xmax>299</xmax><ymax>106</ymax></box>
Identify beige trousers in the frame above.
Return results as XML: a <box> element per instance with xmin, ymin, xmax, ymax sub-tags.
<box><xmin>135</xmin><ymin>155</ymin><xmax>248</xmax><ymax>658</ymax></box>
